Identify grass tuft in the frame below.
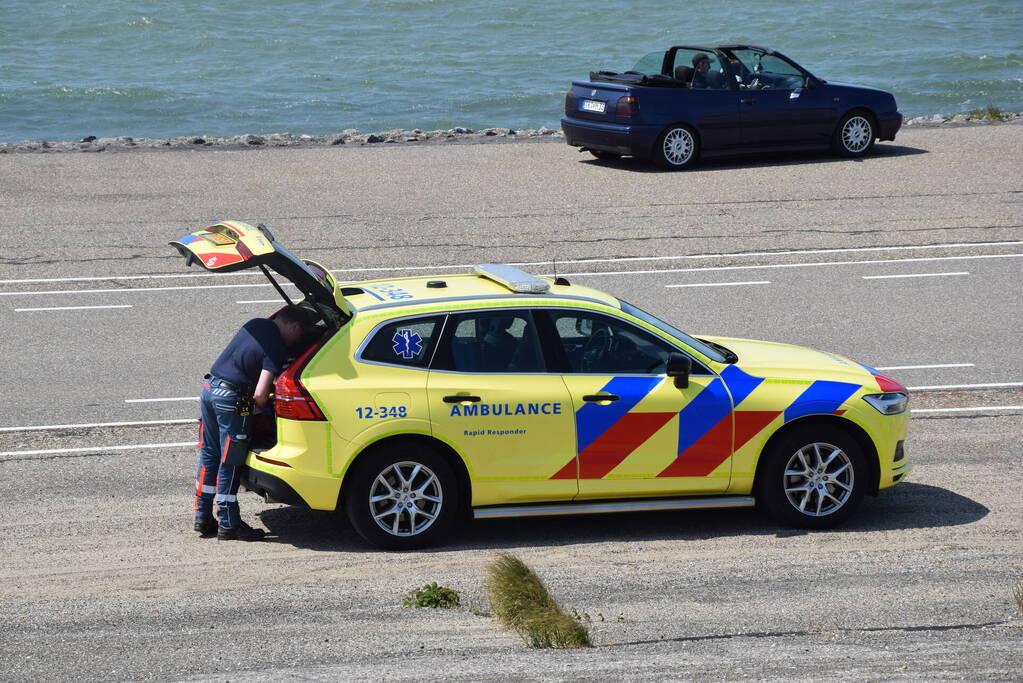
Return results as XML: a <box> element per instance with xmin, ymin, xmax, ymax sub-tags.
<box><xmin>968</xmin><ymin>105</ymin><xmax>1006</xmax><ymax>121</ymax></box>
<box><xmin>484</xmin><ymin>553</ymin><xmax>591</xmax><ymax>648</ymax></box>
<box><xmin>1013</xmin><ymin>583</ymin><xmax>1023</xmax><ymax>616</ymax></box>
<box><xmin>402</xmin><ymin>582</ymin><xmax>460</xmax><ymax>609</ymax></box>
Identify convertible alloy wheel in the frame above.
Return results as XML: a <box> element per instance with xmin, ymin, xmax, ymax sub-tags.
<box><xmin>368</xmin><ymin>461</ymin><xmax>443</xmax><ymax>537</ymax></box>
<box><xmin>656</xmin><ymin>126</ymin><xmax>698</xmax><ymax>169</ymax></box>
<box><xmin>345</xmin><ymin>444</ymin><xmax>458</xmax><ymax>549</ymax></box>
<box><xmin>782</xmin><ymin>442</ymin><xmax>854</xmax><ymax>517</ymax></box>
<box><xmin>833</xmin><ymin>112</ymin><xmax>876</xmax><ymax>157</ymax></box>
<box><xmin>757</xmin><ymin>425</ymin><xmax>866</xmax><ymax>529</ymax></box>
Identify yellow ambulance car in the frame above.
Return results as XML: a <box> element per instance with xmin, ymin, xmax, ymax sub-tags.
<box><xmin>172</xmin><ymin>221</ymin><xmax>911</xmax><ymax>549</ymax></box>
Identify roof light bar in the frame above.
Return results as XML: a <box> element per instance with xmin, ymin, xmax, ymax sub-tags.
<box><xmin>473</xmin><ymin>264</ymin><xmax>551</xmax><ymax>294</ymax></box>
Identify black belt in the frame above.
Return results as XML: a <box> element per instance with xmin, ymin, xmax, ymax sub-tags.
<box><xmin>204</xmin><ymin>374</ymin><xmax>250</xmax><ymax>394</ymax></box>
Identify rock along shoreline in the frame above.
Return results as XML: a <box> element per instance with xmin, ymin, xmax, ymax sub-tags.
<box><xmin>1</xmin><ymin>112</ymin><xmax>1020</xmax><ymax>154</ymax></box>
<box><xmin>0</xmin><ymin>126</ymin><xmax>563</xmax><ymax>154</ymax></box>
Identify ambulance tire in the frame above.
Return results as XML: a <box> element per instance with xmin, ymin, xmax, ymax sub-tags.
<box><xmin>756</xmin><ymin>425</ymin><xmax>867</xmax><ymax>530</ymax></box>
<box><xmin>345</xmin><ymin>443</ymin><xmax>459</xmax><ymax>550</ymax></box>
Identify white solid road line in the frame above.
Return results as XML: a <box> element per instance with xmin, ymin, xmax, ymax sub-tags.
<box><xmin>4</xmin><ymin>252</ymin><xmax>1020</xmax><ymax>299</ymax></box>
<box><xmin>913</xmin><ymin>406</ymin><xmax>1023</xmax><ymax>413</ymax></box>
<box><xmin>124</xmin><ymin>397</ymin><xmax>198</xmax><ymax>404</ymax></box>
<box><xmin>862</xmin><ymin>272</ymin><xmax>969</xmax><ymax>280</ymax></box>
<box><xmin>0</xmin><ymin>281</ymin><xmax>294</xmax><ymax>298</ymax></box>
<box><xmin>6</xmin><ymin>406</ymin><xmax>1022</xmax><ymax>458</ymax></box>
<box><xmin>907</xmin><ymin>381</ymin><xmax>1023</xmax><ymax>391</ymax></box>
<box><xmin>4</xmin><ymin>239</ymin><xmax>1021</xmax><ymax>285</ymax></box>
<box><xmin>117</xmin><ymin>375</ymin><xmax>1013</xmax><ymax>406</ymax></box>
<box><xmin>876</xmin><ymin>363</ymin><xmax>975</xmax><ymax>371</ymax></box>
<box><xmin>557</xmin><ymin>252</ymin><xmax>1023</xmax><ymax>278</ymax></box>
<box><xmin>0</xmin><ymin>441</ymin><xmax>196</xmax><ymax>459</ymax></box>
<box><xmin>15</xmin><ymin>304</ymin><xmax>133</xmax><ymax>312</ymax></box>
<box><xmin>665</xmin><ymin>280</ymin><xmax>770</xmax><ymax>288</ymax></box>
<box><xmin>0</xmin><ymin>418</ymin><xmax>197</xmax><ymax>433</ymax></box>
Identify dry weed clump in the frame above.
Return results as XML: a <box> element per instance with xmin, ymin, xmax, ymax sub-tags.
<box><xmin>484</xmin><ymin>552</ymin><xmax>591</xmax><ymax>648</ymax></box>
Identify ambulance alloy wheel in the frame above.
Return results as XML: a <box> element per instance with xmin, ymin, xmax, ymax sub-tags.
<box><xmin>345</xmin><ymin>443</ymin><xmax>458</xmax><ymax>550</ymax></box>
<box><xmin>756</xmin><ymin>425</ymin><xmax>866</xmax><ymax>529</ymax></box>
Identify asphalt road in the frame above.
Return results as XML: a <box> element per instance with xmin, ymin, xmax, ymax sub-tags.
<box><xmin>0</xmin><ymin>124</ymin><xmax>1021</xmax><ymax>681</ymax></box>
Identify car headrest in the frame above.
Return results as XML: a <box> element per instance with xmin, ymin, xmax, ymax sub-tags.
<box><xmin>674</xmin><ymin>66</ymin><xmax>693</xmax><ymax>84</ymax></box>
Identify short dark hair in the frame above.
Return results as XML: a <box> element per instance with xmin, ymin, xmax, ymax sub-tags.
<box><xmin>692</xmin><ymin>53</ymin><xmax>710</xmax><ymax>66</ymax></box>
<box><xmin>275</xmin><ymin>304</ymin><xmax>315</xmax><ymax>329</ymax></box>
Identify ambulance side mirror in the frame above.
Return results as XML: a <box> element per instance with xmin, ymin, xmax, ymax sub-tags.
<box><xmin>666</xmin><ymin>353</ymin><xmax>692</xmax><ymax>389</ymax></box>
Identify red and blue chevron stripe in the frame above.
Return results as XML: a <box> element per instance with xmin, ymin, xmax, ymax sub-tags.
<box><xmin>551</xmin><ymin>377</ymin><xmax>673</xmax><ymax>479</ymax></box>
<box><xmin>553</xmin><ymin>368</ymin><xmax>863</xmax><ymax>481</ymax></box>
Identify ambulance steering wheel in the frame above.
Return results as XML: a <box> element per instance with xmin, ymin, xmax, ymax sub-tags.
<box><xmin>580</xmin><ymin>327</ymin><xmax>613</xmax><ymax>371</ymax></box>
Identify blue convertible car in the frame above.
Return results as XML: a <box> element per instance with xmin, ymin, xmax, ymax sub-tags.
<box><xmin>562</xmin><ymin>45</ymin><xmax>902</xmax><ymax>169</ymax></box>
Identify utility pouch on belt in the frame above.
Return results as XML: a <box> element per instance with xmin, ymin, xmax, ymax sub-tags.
<box><xmin>223</xmin><ymin>397</ymin><xmax>255</xmax><ymax>466</ymax></box>
<box><xmin>236</xmin><ymin>395</ymin><xmax>254</xmax><ymax>418</ymax></box>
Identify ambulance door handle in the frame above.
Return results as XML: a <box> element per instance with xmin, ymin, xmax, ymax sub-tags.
<box><xmin>443</xmin><ymin>395</ymin><xmax>480</xmax><ymax>403</ymax></box>
<box><xmin>583</xmin><ymin>394</ymin><xmax>620</xmax><ymax>402</ymax></box>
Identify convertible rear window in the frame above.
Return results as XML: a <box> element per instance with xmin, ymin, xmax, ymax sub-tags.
<box><xmin>630</xmin><ymin>51</ymin><xmax>664</xmax><ymax>75</ymax></box>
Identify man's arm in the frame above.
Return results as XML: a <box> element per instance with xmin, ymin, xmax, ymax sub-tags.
<box><xmin>253</xmin><ymin>368</ymin><xmax>275</xmax><ymax>409</ymax></box>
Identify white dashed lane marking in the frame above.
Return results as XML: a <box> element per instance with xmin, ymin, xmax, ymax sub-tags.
<box><xmin>15</xmin><ymin>304</ymin><xmax>133</xmax><ymax>312</ymax></box>
<box><xmin>862</xmin><ymin>272</ymin><xmax>968</xmax><ymax>280</ymax></box>
<box><xmin>665</xmin><ymin>281</ymin><xmax>770</xmax><ymax>288</ymax></box>
<box><xmin>876</xmin><ymin>363</ymin><xmax>974</xmax><ymax>371</ymax></box>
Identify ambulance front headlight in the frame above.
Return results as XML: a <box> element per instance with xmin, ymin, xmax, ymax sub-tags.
<box><xmin>863</xmin><ymin>392</ymin><xmax>908</xmax><ymax>415</ymax></box>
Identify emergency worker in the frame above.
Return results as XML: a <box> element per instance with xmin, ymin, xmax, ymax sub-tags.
<box><xmin>193</xmin><ymin>305</ymin><xmax>312</xmax><ymax>540</ymax></box>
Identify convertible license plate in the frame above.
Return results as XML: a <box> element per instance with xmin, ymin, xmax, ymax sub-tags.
<box><xmin>581</xmin><ymin>99</ymin><xmax>606</xmax><ymax>113</ymax></box>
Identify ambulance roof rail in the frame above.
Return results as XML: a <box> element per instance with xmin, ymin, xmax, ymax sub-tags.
<box><xmin>473</xmin><ymin>264</ymin><xmax>551</xmax><ymax>294</ymax></box>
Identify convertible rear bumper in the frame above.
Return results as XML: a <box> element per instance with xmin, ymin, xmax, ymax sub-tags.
<box><xmin>561</xmin><ymin>116</ymin><xmax>661</xmax><ymax>157</ymax></box>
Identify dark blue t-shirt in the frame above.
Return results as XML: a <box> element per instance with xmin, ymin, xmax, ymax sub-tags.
<box><xmin>210</xmin><ymin>318</ymin><xmax>286</xmax><ymax>390</ymax></box>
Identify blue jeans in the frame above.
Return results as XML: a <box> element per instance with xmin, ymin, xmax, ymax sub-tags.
<box><xmin>195</xmin><ymin>378</ymin><xmax>252</xmax><ymax>529</ymax></box>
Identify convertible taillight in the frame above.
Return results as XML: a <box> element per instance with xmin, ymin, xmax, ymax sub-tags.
<box><xmin>616</xmin><ymin>95</ymin><xmax>638</xmax><ymax>116</ymax></box>
<box><xmin>565</xmin><ymin>88</ymin><xmax>575</xmax><ymax>111</ymax></box>
<box><xmin>274</xmin><ymin>342</ymin><xmax>326</xmax><ymax>421</ymax></box>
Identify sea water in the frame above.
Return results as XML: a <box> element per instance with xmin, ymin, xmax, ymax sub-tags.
<box><xmin>1</xmin><ymin>0</ymin><xmax>1020</xmax><ymax>143</ymax></box>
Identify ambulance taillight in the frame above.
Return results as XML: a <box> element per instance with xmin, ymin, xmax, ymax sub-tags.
<box><xmin>274</xmin><ymin>344</ymin><xmax>326</xmax><ymax>421</ymax></box>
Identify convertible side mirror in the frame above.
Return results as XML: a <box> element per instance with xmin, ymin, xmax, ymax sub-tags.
<box><xmin>666</xmin><ymin>353</ymin><xmax>692</xmax><ymax>389</ymax></box>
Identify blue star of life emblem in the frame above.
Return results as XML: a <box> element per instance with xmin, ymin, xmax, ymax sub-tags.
<box><xmin>392</xmin><ymin>328</ymin><xmax>423</xmax><ymax>359</ymax></box>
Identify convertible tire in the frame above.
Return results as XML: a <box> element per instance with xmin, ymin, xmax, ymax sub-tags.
<box><xmin>756</xmin><ymin>425</ymin><xmax>866</xmax><ymax>529</ymax></box>
<box><xmin>653</xmin><ymin>125</ymin><xmax>699</xmax><ymax>169</ymax></box>
<box><xmin>344</xmin><ymin>443</ymin><xmax>459</xmax><ymax>550</ymax></box>
<box><xmin>832</xmin><ymin>111</ymin><xmax>876</xmax><ymax>157</ymax></box>
<box><xmin>589</xmin><ymin>150</ymin><xmax>622</xmax><ymax>160</ymax></box>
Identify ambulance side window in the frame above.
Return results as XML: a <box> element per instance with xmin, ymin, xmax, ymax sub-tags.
<box><xmin>433</xmin><ymin>310</ymin><xmax>545</xmax><ymax>373</ymax></box>
<box><xmin>360</xmin><ymin>316</ymin><xmax>443</xmax><ymax>368</ymax></box>
<box><xmin>545</xmin><ymin>310</ymin><xmax>677</xmax><ymax>374</ymax></box>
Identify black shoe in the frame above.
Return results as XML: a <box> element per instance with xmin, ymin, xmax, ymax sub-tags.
<box><xmin>217</xmin><ymin>520</ymin><xmax>266</xmax><ymax>541</ymax></box>
<box><xmin>194</xmin><ymin>516</ymin><xmax>217</xmax><ymax>536</ymax></box>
